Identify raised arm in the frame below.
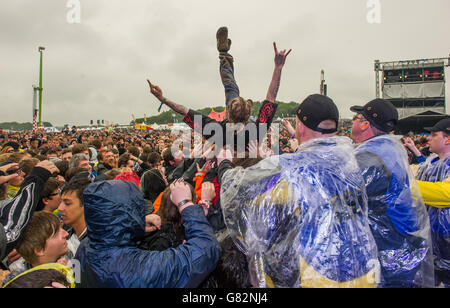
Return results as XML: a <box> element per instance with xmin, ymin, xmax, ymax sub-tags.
<box><xmin>0</xmin><ymin>161</ymin><xmax>58</xmax><ymax>260</ymax></box>
<box><xmin>147</xmin><ymin>80</ymin><xmax>189</xmax><ymax>116</ymax></box>
<box><xmin>265</xmin><ymin>43</ymin><xmax>291</xmax><ymax>103</ymax></box>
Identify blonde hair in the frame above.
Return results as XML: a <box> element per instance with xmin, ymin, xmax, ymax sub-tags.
<box><xmin>0</xmin><ymin>153</ymin><xmax>10</xmax><ymax>165</ymax></box>
<box><xmin>0</xmin><ymin>146</ymin><xmax>14</xmax><ymax>155</ymax></box>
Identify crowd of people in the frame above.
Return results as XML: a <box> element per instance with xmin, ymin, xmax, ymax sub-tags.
<box><xmin>0</xmin><ymin>27</ymin><xmax>448</xmax><ymax>288</ymax></box>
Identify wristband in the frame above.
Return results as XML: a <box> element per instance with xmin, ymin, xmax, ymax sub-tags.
<box><xmin>202</xmin><ymin>200</ymin><xmax>213</xmax><ymax>207</ymax></box>
<box><xmin>177</xmin><ymin>199</ymin><xmax>192</xmax><ymax>208</ymax></box>
<box><xmin>158</xmin><ymin>98</ymin><xmax>167</xmax><ymax>112</ymax></box>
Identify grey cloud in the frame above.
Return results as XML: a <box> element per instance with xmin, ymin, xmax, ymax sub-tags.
<box><xmin>0</xmin><ymin>0</ymin><xmax>449</xmax><ymax>126</ymax></box>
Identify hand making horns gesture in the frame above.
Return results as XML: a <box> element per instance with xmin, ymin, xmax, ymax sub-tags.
<box><xmin>273</xmin><ymin>42</ymin><xmax>292</xmax><ymax>67</ymax></box>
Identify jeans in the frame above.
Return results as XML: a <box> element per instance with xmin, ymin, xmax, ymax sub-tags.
<box><xmin>219</xmin><ymin>52</ymin><xmax>240</xmax><ymax>109</ymax></box>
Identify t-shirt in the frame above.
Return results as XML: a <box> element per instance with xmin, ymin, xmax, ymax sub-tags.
<box><xmin>183</xmin><ymin>100</ymin><xmax>278</xmax><ymax>150</ymax></box>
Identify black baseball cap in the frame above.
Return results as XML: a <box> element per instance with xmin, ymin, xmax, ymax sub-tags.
<box><xmin>428</xmin><ymin>118</ymin><xmax>450</xmax><ymax>134</ymax></box>
<box><xmin>292</xmin><ymin>94</ymin><xmax>339</xmax><ymax>134</ymax></box>
<box><xmin>350</xmin><ymin>99</ymin><xmax>398</xmax><ymax>133</ymax></box>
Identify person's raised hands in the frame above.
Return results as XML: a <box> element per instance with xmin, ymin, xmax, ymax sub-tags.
<box><xmin>283</xmin><ymin>119</ymin><xmax>296</xmax><ymax>138</ymax></box>
<box><xmin>0</xmin><ymin>163</ymin><xmax>19</xmax><ymax>185</ymax></box>
<box><xmin>259</xmin><ymin>138</ymin><xmax>274</xmax><ymax>158</ymax></box>
<box><xmin>145</xmin><ymin>214</ymin><xmax>162</xmax><ymax>233</ymax></box>
<box><xmin>273</xmin><ymin>42</ymin><xmax>292</xmax><ymax>68</ymax></box>
<box><xmin>169</xmin><ymin>179</ymin><xmax>194</xmax><ymax>213</ymax></box>
<box><xmin>402</xmin><ymin>137</ymin><xmax>422</xmax><ymax>157</ymax></box>
<box><xmin>191</xmin><ymin>141</ymin><xmax>203</xmax><ymax>159</ymax></box>
<box><xmin>216</xmin><ymin>147</ymin><xmax>233</xmax><ymax>167</ymax></box>
<box><xmin>202</xmin><ymin>142</ymin><xmax>215</xmax><ymax>160</ymax></box>
<box><xmin>35</xmin><ymin>160</ymin><xmax>59</xmax><ymax>175</ymax></box>
<box><xmin>403</xmin><ymin>137</ymin><xmax>416</xmax><ymax>150</ymax></box>
<box><xmin>56</xmin><ymin>258</ymin><xmax>69</xmax><ymax>266</ymax></box>
<box><xmin>197</xmin><ymin>160</ymin><xmax>215</xmax><ymax>174</ymax></box>
<box><xmin>199</xmin><ymin>182</ymin><xmax>216</xmax><ymax>216</ymax></box>
<box><xmin>147</xmin><ymin>80</ymin><xmax>164</xmax><ymax>101</ymax></box>
<box><xmin>0</xmin><ymin>163</ymin><xmax>19</xmax><ymax>175</ymax></box>
<box><xmin>288</xmin><ymin>138</ymin><xmax>299</xmax><ymax>152</ymax></box>
<box><xmin>248</xmin><ymin>140</ymin><xmax>259</xmax><ymax>158</ymax></box>
<box><xmin>201</xmin><ymin>182</ymin><xmax>216</xmax><ymax>202</ymax></box>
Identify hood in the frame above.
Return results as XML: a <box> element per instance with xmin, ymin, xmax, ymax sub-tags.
<box><xmin>2</xmin><ymin>263</ymin><xmax>75</xmax><ymax>288</ymax></box>
<box><xmin>114</xmin><ymin>172</ymin><xmax>141</xmax><ymax>189</ymax></box>
<box><xmin>89</xmin><ymin>147</ymin><xmax>98</xmax><ymax>163</ymax></box>
<box><xmin>83</xmin><ymin>181</ymin><xmax>145</xmax><ymax>248</ymax></box>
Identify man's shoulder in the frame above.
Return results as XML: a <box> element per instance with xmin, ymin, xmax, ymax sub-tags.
<box><xmin>95</xmin><ymin>163</ymin><xmax>107</xmax><ymax>172</ymax></box>
<box><xmin>141</xmin><ymin>168</ymin><xmax>157</xmax><ymax>178</ymax></box>
<box><xmin>436</xmin><ymin>155</ymin><xmax>450</xmax><ymax>166</ymax></box>
<box><xmin>355</xmin><ymin>135</ymin><xmax>403</xmax><ymax>161</ymax></box>
<box><xmin>99</xmin><ymin>163</ymin><xmax>112</xmax><ymax>169</ymax></box>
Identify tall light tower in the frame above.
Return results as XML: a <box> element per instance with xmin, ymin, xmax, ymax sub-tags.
<box><xmin>32</xmin><ymin>85</ymin><xmax>39</xmax><ymax>134</ymax></box>
<box><xmin>38</xmin><ymin>46</ymin><xmax>45</xmax><ymax>128</ymax></box>
<box><xmin>374</xmin><ymin>60</ymin><xmax>381</xmax><ymax>98</ymax></box>
<box><xmin>320</xmin><ymin>70</ymin><xmax>327</xmax><ymax>96</ymax></box>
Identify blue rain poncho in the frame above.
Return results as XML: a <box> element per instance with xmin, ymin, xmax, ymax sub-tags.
<box><xmin>221</xmin><ymin>136</ymin><xmax>379</xmax><ymax>288</ymax></box>
<box><xmin>416</xmin><ymin>154</ymin><xmax>450</xmax><ymax>286</ymax></box>
<box><xmin>355</xmin><ymin>134</ymin><xmax>434</xmax><ymax>288</ymax></box>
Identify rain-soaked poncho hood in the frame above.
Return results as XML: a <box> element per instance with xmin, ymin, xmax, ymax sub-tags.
<box><xmin>76</xmin><ymin>180</ymin><xmax>220</xmax><ymax>288</ymax></box>
<box><xmin>83</xmin><ymin>180</ymin><xmax>145</xmax><ymax>248</ymax></box>
<box><xmin>2</xmin><ymin>263</ymin><xmax>75</xmax><ymax>288</ymax></box>
<box><xmin>221</xmin><ymin>136</ymin><xmax>379</xmax><ymax>288</ymax></box>
<box><xmin>354</xmin><ymin>134</ymin><xmax>434</xmax><ymax>287</ymax></box>
<box><xmin>89</xmin><ymin>147</ymin><xmax>98</xmax><ymax>164</ymax></box>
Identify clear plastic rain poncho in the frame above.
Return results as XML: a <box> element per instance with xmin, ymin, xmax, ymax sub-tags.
<box><xmin>221</xmin><ymin>136</ymin><xmax>379</xmax><ymax>288</ymax></box>
<box><xmin>416</xmin><ymin>154</ymin><xmax>450</xmax><ymax>286</ymax></box>
<box><xmin>354</xmin><ymin>134</ymin><xmax>434</xmax><ymax>288</ymax></box>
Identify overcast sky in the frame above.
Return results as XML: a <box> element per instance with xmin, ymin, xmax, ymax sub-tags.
<box><xmin>1</xmin><ymin>0</ymin><xmax>449</xmax><ymax>126</ymax></box>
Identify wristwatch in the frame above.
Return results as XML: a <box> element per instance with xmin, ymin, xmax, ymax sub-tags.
<box><xmin>177</xmin><ymin>199</ymin><xmax>192</xmax><ymax>208</ymax></box>
<box><xmin>202</xmin><ymin>200</ymin><xmax>213</xmax><ymax>207</ymax></box>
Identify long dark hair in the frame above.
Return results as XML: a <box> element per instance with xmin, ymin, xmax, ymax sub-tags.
<box><xmin>157</xmin><ymin>184</ymin><xmax>197</xmax><ymax>241</ymax></box>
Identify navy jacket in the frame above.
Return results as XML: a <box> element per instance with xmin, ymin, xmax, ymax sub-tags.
<box><xmin>75</xmin><ymin>181</ymin><xmax>220</xmax><ymax>288</ymax></box>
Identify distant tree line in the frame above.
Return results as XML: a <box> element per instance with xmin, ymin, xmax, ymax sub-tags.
<box><xmin>0</xmin><ymin>122</ymin><xmax>53</xmax><ymax>131</ymax></box>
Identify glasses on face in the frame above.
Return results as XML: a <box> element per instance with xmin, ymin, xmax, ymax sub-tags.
<box><xmin>352</xmin><ymin>115</ymin><xmax>365</xmax><ymax>122</ymax></box>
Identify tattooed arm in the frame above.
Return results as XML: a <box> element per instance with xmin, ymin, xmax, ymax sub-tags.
<box><xmin>265</xmin><ymin>43</ymin><xmax>291</xmax><ymax>103</ymax></box>
<box><xmin>147</xmin><ymin>80</ymin><xmax>189</xmax><ymax>116</ymax></box>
